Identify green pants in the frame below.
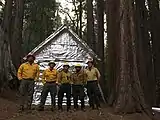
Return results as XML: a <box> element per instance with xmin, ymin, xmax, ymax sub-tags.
<box><xmin>39</xmin><ymin>82</ymin><xmax>57</xmax><ymax>108</ymax></box>
<box><xmin>58</xmin><ymin>83</ymin><xmax>71</xmax><ymax>110</ymax></box>
<box><xmin>87</xmin><ymin>81</ymin><xmax>101</xmax><ymax>108</ymax></box>
<box><xmin>19</xmin><ymin>79</ymin><xmax>35</xmax><ymax>109</ymax></box>
<box><xmin>72</xmin><ymin>85</ymin><xmax>85</xmax><ymax>109</ymax></box>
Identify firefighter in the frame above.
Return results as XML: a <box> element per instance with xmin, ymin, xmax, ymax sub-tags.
<box><xmin>72</xmin><ymin>64</ymin><xmax>87</xmax><ymax>111</ymax></box>
<box><xmin>85</xmin><ymin>59</ymin><xmax>101</xmax><ymax>109</ymax></box>
<box><xmin>38</xmin><ymin>61</ymin><xmax>58</xmax><ymax>111</ymax></box>
<box><xmin>58</xmin><ymin>63</ymin><xmax>72</xmax><ymax>111</ymax></box>
<box><xmin>17</xmin><ymin>54</ymin><xmax>40</xmax><ymax>111</ymax></box>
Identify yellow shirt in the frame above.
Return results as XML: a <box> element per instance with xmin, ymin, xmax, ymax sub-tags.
<box><xmin>85</xmin><ymin>67</ymin><xmax>100</xmax><ymax>81</ymax></box>
<box><xmin>17</xmin><ymin>62</ymin><xmax>39</xmax><ymax>80</ymax></box>
<box><xmin>42</xmin><ymin>68</ymin><xmax>58</xmax><ymax>84</ymax></box>
<box><xmin>72</xmin><ymin>70</ymin><xmax>87</xmax><ymax>85</ymax></box>
<box><xmin>58</xmin><ymin>70</ymin><xmax>71</xmax><ymax>84</ymax></box>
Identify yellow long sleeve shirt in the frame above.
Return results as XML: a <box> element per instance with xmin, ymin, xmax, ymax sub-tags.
<box><xmin>72</xmin><ymin>70</ymin><xmax>87</xmax><ymax>85</ymax></box>
<box><xmin>58</xmin><ymin>70</ymin><xmax>72</xmax><ymax>84</ymax></box>
<box><xmin>85</xmin><ymin>67</ymin><xmax>101</xmax><ymax>81</ymax></box>
<box><xmin>42</xmin><ymin>68</ymin><xmax>58</xmax><ymax>84</ymax></box>
<box><xmin>17</xmin><ymin>62</ymin><xmax>40</xmax><ymax>80</ymax></box>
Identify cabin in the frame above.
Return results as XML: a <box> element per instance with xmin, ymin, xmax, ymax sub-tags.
<box><xmin>25</xmin><ymin>25</ymin><xmax>100</xmax><ymax>105</ymax></box>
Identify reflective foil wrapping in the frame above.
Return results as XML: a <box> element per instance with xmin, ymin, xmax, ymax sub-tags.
<box><xmin>32</xmin><ymin>82</ymin><xmax>89</xmax><ymax>106</ymax></box>
<box><xmin>27</xmin><ymin>26</ymin><xmax>100</xmax><ymax>105</ymax></box>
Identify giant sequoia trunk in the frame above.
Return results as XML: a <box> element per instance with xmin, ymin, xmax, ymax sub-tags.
<box><xmin>107</xmin><ymin>0</ymin><xmax>119</xmax><ymax>105</ymax></box>
<box><xmin>0</xmin><ymin>27</ymin><xmax>15</xmax><ymax>90</ymax></box>
<box><xmin>135</xmin><ymin>0</ymin><xmax>155</xmax><ymax>107</ymax></box>
<box><xmin>11</xmin><ymin>0</ymin><xmax>24</xmax><ymax>68</ymax></box>
<box><xmin>0</xmin><ymin>0</ymin><xmax>16</xmax><ymax>90</ymax></box>
<box><xmin>87</xmin><ymin>0</ymin><xmax>96</xmax><ymax>52</ymax></box>
<box><xmin>107</xmin><ymin>0</ymin><xmax>152</xmax><ymax>116</ymax></box>
<box><xmin>79</xmin><ymin>0</ymin><xmax>83</xmax><ymax>38</ymax></box>
<box><xmin>96</xmin><ymin>0</ymin><xmax>106</xmax><ymax>95</ymax></box>
<box><xmin>147</xmin><ymin>0</ymin><xmax>160</xmax><ymax>106</ymax></box>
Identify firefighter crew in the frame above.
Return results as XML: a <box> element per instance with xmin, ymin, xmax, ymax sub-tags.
<box><xmin>85</xmin><ymin>59</ymin><xmax>101</xmax><ymax>109</ymax></box>
<box><xmin>17</xmin><ymin>54</ymin><xmax>40</xmax><ymax>111</ymax></box>
<box><xmin>72</xmin><ymin>64</ymin><xmax>87</xmax><ymax>111</ymax></box>
<box><xmin>58</xmin><ymin>63</ymin><xmax>72</xmax><ymax>111</ymax></box>
<box><xmin>38</xmin><ymin>61</ymin><xmax>58</xmax><ymax>111</ymax></box>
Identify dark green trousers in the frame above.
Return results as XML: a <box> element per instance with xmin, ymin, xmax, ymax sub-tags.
<box><xmin>87</xmin><ymin>81</ymin><xmax>101</xmax><ymax>108</ymax></box>
<box><xmin>19</xmin><ymin>79</ymin><xmax>35</xmax><ymax>109</ymax></box>
<box><xmin>58</xmin><ymin>83</ymin><xmax>71</xmax><ymax>110</ymax></box>
<box><xmin>39</xmin><ymin>82</ymin><xmax>57</xmax><ymax>108</ymax></box>
<box><xmin>72</xmin><ymin>85</ymin><xmax>85</xmax><ymax>109</ymax></box>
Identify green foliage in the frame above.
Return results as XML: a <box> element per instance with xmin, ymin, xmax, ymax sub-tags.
<box><xmin>59</xmin><ymin>0</ymin><xmax>87</xmax><ymax>40</ymax></box>
<box><xmin>23</xmin><ymin>0</ymin><xmax>62</xmax><ymax>54</ymax></box>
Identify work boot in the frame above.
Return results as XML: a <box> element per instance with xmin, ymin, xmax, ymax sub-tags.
<box><xmin>74</xmin><ymin>105</ymin><xmax>78</xmax><ymax>111</ymax></box>
<box><xmin>81</xmin><ymin>107</ymin><xmax>86</xmax><ymax>112</ymax></box>
<box><xmin>27</xmin><ymin>105</ymin><xmax>32</xmax><ymax>110</ymax></box>
<box><xmin>91</xmin><ymin>105</ymin><xmax>95</xmax><ymax>110</ymax></box>
<box><xmin>96</xmin><ymin>104</ymin><xmax>101</xmax><ymax>110</ymax></box>
<box><xmin>58</xmin><ymin>107</ymin><xmax>63</xmax><ymax>112</ymax></box>
<box><xmin>37</xmin><ymin>106</ymin><xmax>44</xmax><ymax>111</ymax></box>
<box><xmin>51</xmin><ymin>106</ymin><xmax>56</xmax><ymax>111</ymax></box>
<box><xmin>67</xmin><ymin>106</ymin><xmax>71</xmax><ymax>112</ymax></box>
<box><xmin>18</xmin><ymin>105</ymin><xmax>24</xmax><ymax>112</ymax></box>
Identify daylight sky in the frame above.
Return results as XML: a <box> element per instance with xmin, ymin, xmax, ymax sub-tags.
<box><xmin>57</xmin><ymin>0</ymin><xmax>74</xmax><ymax>20</ymax></box>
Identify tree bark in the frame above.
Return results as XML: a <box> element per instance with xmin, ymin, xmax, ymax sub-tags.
<box><xmin>107</xmin><ymin>0</ymin><xmax>120</xmax><ymax>105</ymax></box>
<box><xmin>0</xmin><ymin>0</ymin><xmax>16</xmax><ymax>90</ymax></box>
<box><xmin>107</xmin><ymin>0</ymin><xmax>152</xmax><ymax>116</ymax></box>
<box><xmin>79</xmin><ymin>0</ymin><xmax>83</xmax><ymax>38</ymax></box>
<box><xmin>11</xmin><ymin>0</ymin><xmax>24</xmax><ymax>68</ymax></box>
<box><xmin>2</xmin><ymin>0</ymin><xmax>12</xmax><ymax>38</ymax></box>
<box><xmin>87</xmin><ymin>0</ymin><xmax>96</xmax><ymax>52</ymax></box>
<box><xmin>96</xmin><ymin>0</ymin><xmax>106</xmax><ymax>96</ymax></box>
<box><xmin>134</xmin><ymin>0</ymin><xmax>156</xmax><ymax>107</ymax></box>
<box><xmin>147</xmin><ymin>0</ymin><xmax>160</xmax><ymax>106</ymax></box>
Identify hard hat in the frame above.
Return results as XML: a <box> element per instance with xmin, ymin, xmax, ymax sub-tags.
<box><xmin>63</xmin><ymin>62</ymin><xmax>70</xmax><ymax>67</ymax></box>
<box><xmin>86</xmin><ymin>58</ymin><xmax>94</xmax><ymax>64</ymax></box>
<box><xmin>75</xmin><ymin>64</ymin><xmax>82</xmax><ymax>67</ymax></box>
<box><xmin>48</xmin><ymin>61</ymin><xmax>56</xmax><ymax>66</ymax></box>
<box><xmin>26</xmin><ymin>54</ymin><xmax>35</xmax><ymax>60</ymax></box>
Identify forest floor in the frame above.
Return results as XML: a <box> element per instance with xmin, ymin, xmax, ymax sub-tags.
<box><xmin>0</xmin><ymin>90</ymin><xmax>160</xmax><ymax>120</ymax></box>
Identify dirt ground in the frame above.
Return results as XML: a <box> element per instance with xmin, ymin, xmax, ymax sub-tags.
<box><xmin>0</xmin><ymin>90</ymin><xmax>159</xmax><ymax>120</ymax></box>
<box><xmin>0</xmin><ymin>97</ymin><xmax>160</xmax><ymax>120</ymax></box>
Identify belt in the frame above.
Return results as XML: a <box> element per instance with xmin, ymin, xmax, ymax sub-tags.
<box><xmin>87</xmin><ymin>80</ymin><xmax>97</xmax><ymax>83</ymax></box>
<box><xmin>62</xmin><ymin>83</ymin><xmax>70</xmax><ymax>85</ymax></box>
<box><xmin>23</xmin><ymin>78</ymin><xmax>34</xmax><ymax>81</ymax></box>
<box><xmin>73</xmin><ymin>84</ymin><xmax>83</xmax><ymax>86</ymax></box>
<box><xmin>45</xmin><ymin>81</ymin><xmax>56</xmax><ymax>83</ymax></box>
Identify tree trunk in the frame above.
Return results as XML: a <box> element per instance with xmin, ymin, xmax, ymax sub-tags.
<box><xmin>79</xmin><ymin>0</ymin><xmax>83</xmax><ymax>38</ymax></box>
<box><xmin>87</xmin><ymin>0</ymin><xmax>96</xmax><ymax>52</ymax></box>
<box><xmin>0</xmin><ymin>0</ymin><xmax>16</xmax><ymax>90</ymax></box>
<box><xmin>11</xmin><ymin>0</ymin><xmax>24</xmax><ymax>68</ymax></box>
<box><xmin>96</xmin><ymin>0</ymin><xmax>105</xmax><ymax>96</ymax></box>
<box><xmin>134</xmin><ymin>0</ymin><xmax>156</xmax><ymax>107</ymax></box>
<box><xmin>147</xmin><ymin>0</ymin><xmax>160</xmax><ymax>106</ymax></box>
<box><xmin>107</xmin><ymin>0</ymin><xmax>120</xmax><ymax>105</ymax></box>
<box><xmin>2</xmin><ymin>0</ymin><xmax>12</xmax><ymax>39</ymax></box>
<box><xmin>107</xmin><ymin>0</ymin><xmax>152</xmax><ymax>116</ymax></box>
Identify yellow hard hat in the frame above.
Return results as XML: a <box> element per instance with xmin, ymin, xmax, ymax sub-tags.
<box><xmin>63</xmin><ymin>62</ymin><xmax>70</xmax><ymax>67</ymax></box>
<box><xmin>48</xmin><ymin>61</ymin><xmax>56</xmax><ymax>66</ymax></box>
<box><xmin>75</xmin><ymin>64</ymin><xmax>82</xmax><ymax>67</ymax></box>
